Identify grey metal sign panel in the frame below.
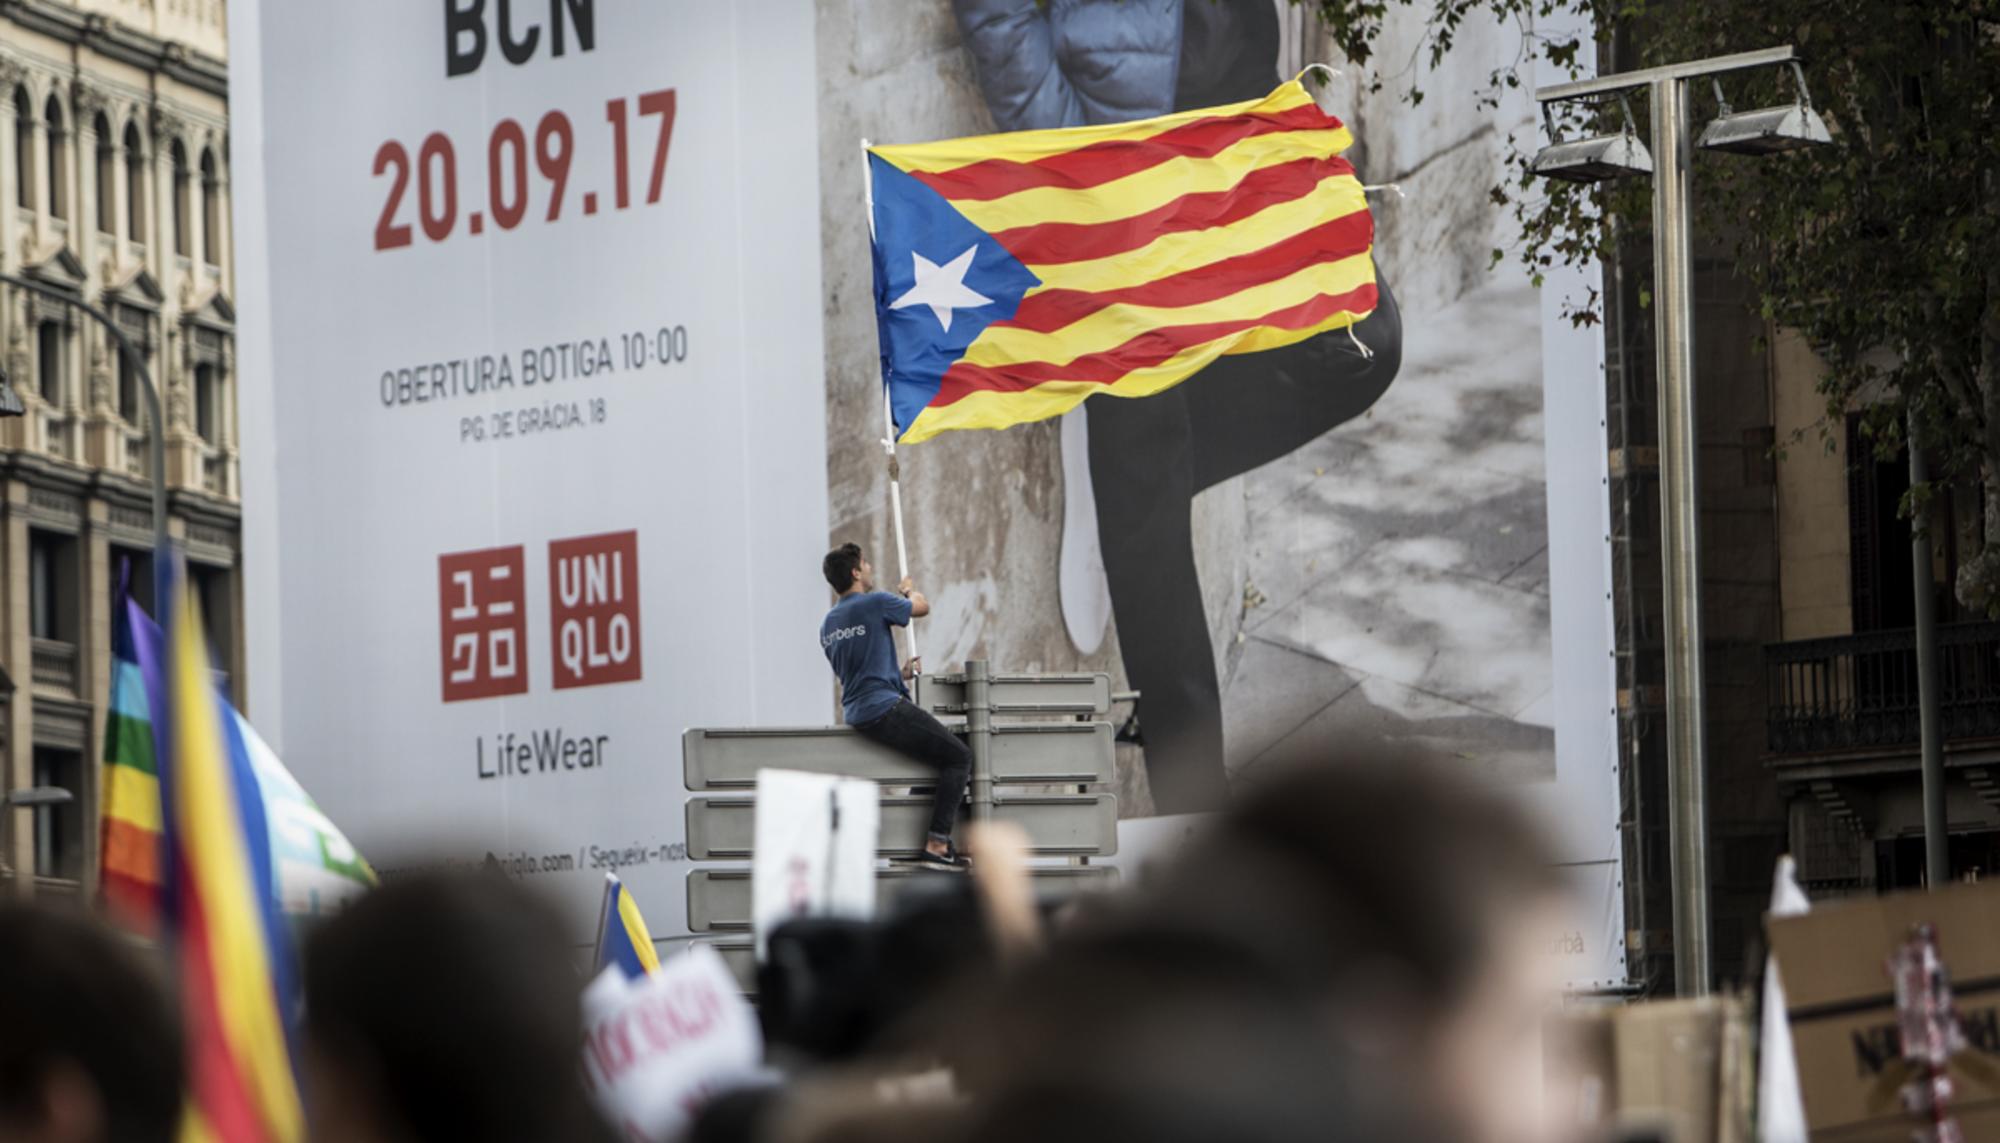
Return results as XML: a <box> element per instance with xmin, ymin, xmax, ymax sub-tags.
<box><xmin>915</xmin><ymin>672</ymin><xmax>1112</xmax><ymax>715</ymax></box>
<box><xmin>685</xmin><ymin>793</ymin><xmax>1118</xmax><ymax>860</ymax></box>
<box><xmin>700</xmin><ymin>939</ymin><xmax>757</xmax><ymax>994</ymax></box>
<box><xmin>687</xmin><ymin>865</ymin><xmax>1121</xmax><ymax>932</ymax></box>
<box><xmin>682</xmin><ymin>723</ymin><xmax>1113</xmax><ymax>789</ymax></box>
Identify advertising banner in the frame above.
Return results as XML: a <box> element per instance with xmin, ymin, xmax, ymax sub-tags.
<box><xmin>233</xmin><ymin>0</ymin><xmax>829</xmax><ymax>940</ymax></box>
<box><xmin>814</xmin><ymin>0</ymin><xmax>1623</xmax><ymax>989</ymax></box>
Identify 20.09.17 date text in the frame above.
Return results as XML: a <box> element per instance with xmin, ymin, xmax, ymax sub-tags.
<box><xmin>373</xmin><ymin>87</ymin><xmax>676</xmax><ymax>252</ymax></box>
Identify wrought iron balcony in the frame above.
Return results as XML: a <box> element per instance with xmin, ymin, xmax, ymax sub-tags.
<box><xmin>1766</xmin><ymin>621</ymin><xmax>2000</xmax><ymax>757</ymax></box>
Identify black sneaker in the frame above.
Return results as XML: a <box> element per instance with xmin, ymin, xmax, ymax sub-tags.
<box><xmin>912</xmin><ymin>844</ymin><xmax>970</xmax><ymax>872</ymax></box>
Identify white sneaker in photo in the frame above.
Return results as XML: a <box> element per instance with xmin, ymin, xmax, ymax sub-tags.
<box><xmin>1059</xmin><ymin>406</ymin><xmax>1113</xmax><ymax>655</ymax></box>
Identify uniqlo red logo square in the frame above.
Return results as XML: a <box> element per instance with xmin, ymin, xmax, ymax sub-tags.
<box><xmin>549</xmin><ymin>531</ymin><xmax>643</xmax><ymax>690</ymax></box>
<box><xmin>438</xmin><ymin>545</ymin><xmax>529</xmax><ymax>703</ymax></box>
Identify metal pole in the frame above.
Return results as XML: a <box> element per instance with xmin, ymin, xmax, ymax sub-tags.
<box><xmin>1910</xmin><ymin>413</ymin><xmax>1947</xmax><ymax>888</ymax></box>
<box><xmin>861</xmin><ymin>138</ymin><xmax>918</xmax><ymax>668</ymax></box>
<box><xmin>966</xmin><ymin>658</ymin><xmax>993</xmax><ymax>822</ymax></box>
<box><xmin>881</xmin><ymin>392</ymin><xmax>919</xmax><ymax>667</ymax></box>
<box><xmin>1649</xmin><ymin>76</ymin><xmax>1712</xmax><ymax>996</ymax></box>
<box><xmin>2</xmin><ymin>273</ymin><xmax>171</xmax><ymax>606</ymax></box>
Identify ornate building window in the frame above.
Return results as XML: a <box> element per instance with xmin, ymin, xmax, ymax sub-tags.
<box><xmin>94</xmin><ymin>113</ymin><xmax>114</xmax><ymax>233</ymax></box>
<box><xmin>194</xmin><ymin>363</ymin><xmax>216</xmax><ymax>441</ymax></box>
<box><xmin>44</xmin><ymin>94</ymin><xmax>64</xmax><ymax>220</ymax></box>
<box><xmin>200</xmin><ymin>147</ymin><xmax>219</xmax><ymax>264</ymax></box>
<box><xmin>13</xmin><ymin>86</ymin><xmax>31</xmax><ymax>210</ymax></box>
<box><xmin>113</xmin><ymin>303</ymin><xmax>153</xmax><ymax>424</ymax></box>
<box><xmin>171</xmin><ymin>139</ymin><xmax>189</xmax><ymax>256</ymax></box>
<box><xmin>188</xmin><ymin>322</ymin><xmax>227</xmax><ymax>444</ymax></box>
<box><xmin>124</xmin><ymin>121</ymin><xmax>144</xmax><ymax>241</ymax></box>
<box><xmin>36</xmin><ymin>319</ymin><xmax>62</xmax><ymax>402</ymax></box>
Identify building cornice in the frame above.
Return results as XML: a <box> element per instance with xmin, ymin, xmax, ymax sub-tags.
<box><xmin>0</xmin><ymin>450</ymin><xmax>243</xmax><ymax>532</ymax></box>
<box><xmin>1</xmin><ymin>0</ymin><xmax>229</xmax><ymax>100</ymax></box>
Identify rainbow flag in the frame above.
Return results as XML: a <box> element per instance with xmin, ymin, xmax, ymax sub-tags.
<box><xmin>596</xmin><ymin>872</ymin><xmax>661</xmax><ymax>979</ymax></box>
<box><xmin>100</xmin><ymin>598</ymin><xmax>373</xmax><ymax>938</ymax></box>
<box><xmin>100</xmin><ymin>603</ymin><xmax>164</xmax><ymax>934</ymax></box>
<box><xmin>868</xmin><ymin>75</ymin><xmax>1378</xmax><ymax>444</ymax></box>
<box><xmin>132</xmin><ymin>569</ymin><xmax>306</xmax><ymax>1143</ymax></box>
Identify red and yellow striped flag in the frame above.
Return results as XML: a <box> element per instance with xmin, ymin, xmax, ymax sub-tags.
<box><xmin>867</xmin><ymin>76</ymin><xmax>1377</xmax><ymax>444</ymax></box>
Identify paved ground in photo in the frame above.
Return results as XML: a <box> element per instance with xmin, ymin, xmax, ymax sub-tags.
<box><xmin>1221</xmin><ymin>279</ymin><xmax>1557</xmax><ymax>784</ymax></box>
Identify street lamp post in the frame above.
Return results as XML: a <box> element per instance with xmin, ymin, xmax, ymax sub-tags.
<box><xmin>1532</xmin><ymin>45</ymin><xmax>1830</xmax><ymax>997</ymax></box>
<box><xmin>0</xmin><ymin>271</ymin><xmax>173</xmax><ymax>607</ymax></box>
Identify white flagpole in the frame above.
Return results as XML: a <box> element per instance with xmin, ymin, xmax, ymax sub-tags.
<box><xmin>862</xmin><ymin>140</ymin><xmax>919</xmax><ymax>669</ymax></box>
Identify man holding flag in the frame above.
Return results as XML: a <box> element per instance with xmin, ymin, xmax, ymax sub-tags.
<box><xmin>819</xmin><ymin>543</ymin><xmax>971</xmax><ymax>871</ymax></box>
<box><xmin>868</xmin><ymin>1</ymin><xmax>1404</xmax><ymax>811</ymax></box>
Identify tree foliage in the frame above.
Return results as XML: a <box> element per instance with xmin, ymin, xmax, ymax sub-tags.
<box><xmin>1308</xmin><ymin>0</ymin><xmax>2000</xmax><ymax>609</ymax></box>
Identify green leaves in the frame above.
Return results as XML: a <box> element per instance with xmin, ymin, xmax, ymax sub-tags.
<box><xmin>1307</xmin><ymin>0</ymin><xmax>1998</xmax><ymax>593</ymax></box>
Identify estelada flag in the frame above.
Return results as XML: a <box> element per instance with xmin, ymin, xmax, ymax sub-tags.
<box><xmin>868</xmin><ymin>75</ymin><xmax>1378</xmax><ymax>444</ymax></box>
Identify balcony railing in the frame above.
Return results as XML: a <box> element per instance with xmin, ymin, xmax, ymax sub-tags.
<box><xmin>1766</xmin><ymin>621</ymin><xmax>2000</xmax><ymax>756</ymax></box>
<box><xmin>30</xmin><ymin>638</ymin><xmax>79</xmax><ymax>695</ymax></box>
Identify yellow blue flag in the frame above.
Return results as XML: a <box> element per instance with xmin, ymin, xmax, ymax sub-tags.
<box><xmin>595</xmin><ymin>872</ymin><xmax>660</xmax><ymax>979</ymax></box>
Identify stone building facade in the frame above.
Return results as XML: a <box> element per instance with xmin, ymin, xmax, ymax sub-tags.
<box><xmin>0</xmin><ymin>0</ymin><xmax>238</xmax><ymax>898</ymax></box>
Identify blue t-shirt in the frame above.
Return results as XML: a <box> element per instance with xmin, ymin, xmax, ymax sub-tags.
<box><xmin>821</xmin><ymin>591</ymin><xmax>913</xmax><ymax>725</ymax></box>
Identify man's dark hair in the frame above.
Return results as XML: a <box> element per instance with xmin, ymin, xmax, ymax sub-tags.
<box><xmin>0</xmin><ymin>902</ymin><xmax>184</xmax><ymax>1142</ymax></box>
<box><xmin>302</xmin><ymin>870</ymin><xmax>607</xmax><ymax>1142</ymax></box>
<box><xmin>823</xmin><ymin>542</ymin><xmax>864</xmax><ymax>593</ymax></box>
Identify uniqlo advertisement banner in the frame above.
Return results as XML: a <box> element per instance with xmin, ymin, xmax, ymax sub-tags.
<box><xmin>231</xmin><ymin>0</ymin><xmax>829</xmax><ymax>939</ymax></box>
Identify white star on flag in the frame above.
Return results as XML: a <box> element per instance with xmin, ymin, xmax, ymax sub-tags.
<box><xmin>890</xmin><ymin>246</ymin><xmax>992</xmax><ymax>333</ymax></box>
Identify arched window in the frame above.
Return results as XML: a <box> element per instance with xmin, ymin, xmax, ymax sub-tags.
<box><xmin>44</xmin><ymin>95</ymin><xmax>65</xmax><ymax>220</ymax></box>
<box><xmin>13</xmin><ymin>87</ymin><xmax>32</xmax><ymax>210</ymax></box>
<box><xmin>200</xmin><ymin>148</ymin><xmax>219</xmax><ymax>264</ymax></box>
<box><xmin>94</xmin><ymin>113</ymin><xmax>114</xmax><ymax>233</ymax></box>
<box><xmin>123</xmin><ymin>121</ymin><xmax>144</xmax><ymax>242</ymax></box>
<box><xmin>170</xmin><ymin>140</ymin><xmax>189</xmax><ymax>257</ymax></box>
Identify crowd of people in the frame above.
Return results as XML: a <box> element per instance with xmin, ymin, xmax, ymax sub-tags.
<box><xmin>0</xmin><ymin>748</ymin><xmax>1608</xmax><ymax>1143</ymax></box>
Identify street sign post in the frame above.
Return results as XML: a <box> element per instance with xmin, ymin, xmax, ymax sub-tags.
<box><xmin>680</xmin><ymin>660</ymin><xmax>1121</xmax><ymax>992</ymax></box>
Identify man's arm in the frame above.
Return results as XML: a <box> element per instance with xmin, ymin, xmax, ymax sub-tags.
<box><xmin>897</xmin><ymin>576</ymin><xmax>932</xmax><ymax>619</ymax></box>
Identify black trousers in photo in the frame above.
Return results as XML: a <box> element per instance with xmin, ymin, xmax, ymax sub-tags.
<box><xmin>1086</xmin><ymin>279</ymin><xmax>1405</xmax><ymax>814</ymax></box>
<box><xmin>852</xmin><ymin>698</ymin><xmax>974</xmax><ymax>842</ymax></box>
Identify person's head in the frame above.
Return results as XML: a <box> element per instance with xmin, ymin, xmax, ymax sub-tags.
<box><xmin>0</xmin><ymin>903</ymin><xmax>183</xmax><ymax>1143</ymax></box>
<box><xmin>822</xmin><ymin>543</ymin><xmax>872</xmax><ymax>594</ymax></box>
<box><xmin>301</xmin><ymin>870</ymin><xmax>606</xmax><ymax>1143</ymax></box>
<box><xmin>1153</xmin><ymin>754</ymin><xmax>1574</xmax><ymax>1143</ymax></box>
<box><xmin>936</xmin><ymin>924</ymin><xmax>1440</xmax><ymax>1143</ymax></box>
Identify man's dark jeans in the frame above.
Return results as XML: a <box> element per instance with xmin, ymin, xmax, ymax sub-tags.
<box><xmin>852</xmin><ymin>698</ymin><xmax>972</xmax><ymax>843</ymax></box>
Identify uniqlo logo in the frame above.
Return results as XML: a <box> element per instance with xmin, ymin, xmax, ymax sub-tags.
<box><xmin>549</xmin><ymin>530</ymin><xmax>643</xmax><ymax>690</ymax></box>
<box><xmin>438</xmin><ymin>546</ymin><xmax>529</xmax><ymax>703</ymax></box>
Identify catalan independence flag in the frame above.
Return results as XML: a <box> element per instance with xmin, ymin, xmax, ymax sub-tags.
<box><xmin>136</xmin><ymin>567</ymin><xmax>305</xmax><ymax>1143</ymax></box>
<box><xmin>596</xmin><ymin>871</ymin><xmax>661</xmax><ymax>979</ymax></box>
<box><xmin>868</xmin><ymin>76</ymin><xmax>1377</xmax><ymax>444</ymax></box>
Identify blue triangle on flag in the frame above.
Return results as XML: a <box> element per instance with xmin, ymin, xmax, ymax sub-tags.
<box><xmin>869</xmin><ymin>154</ymin><xmax>1041</xmax><ymax>438</ymax></box>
